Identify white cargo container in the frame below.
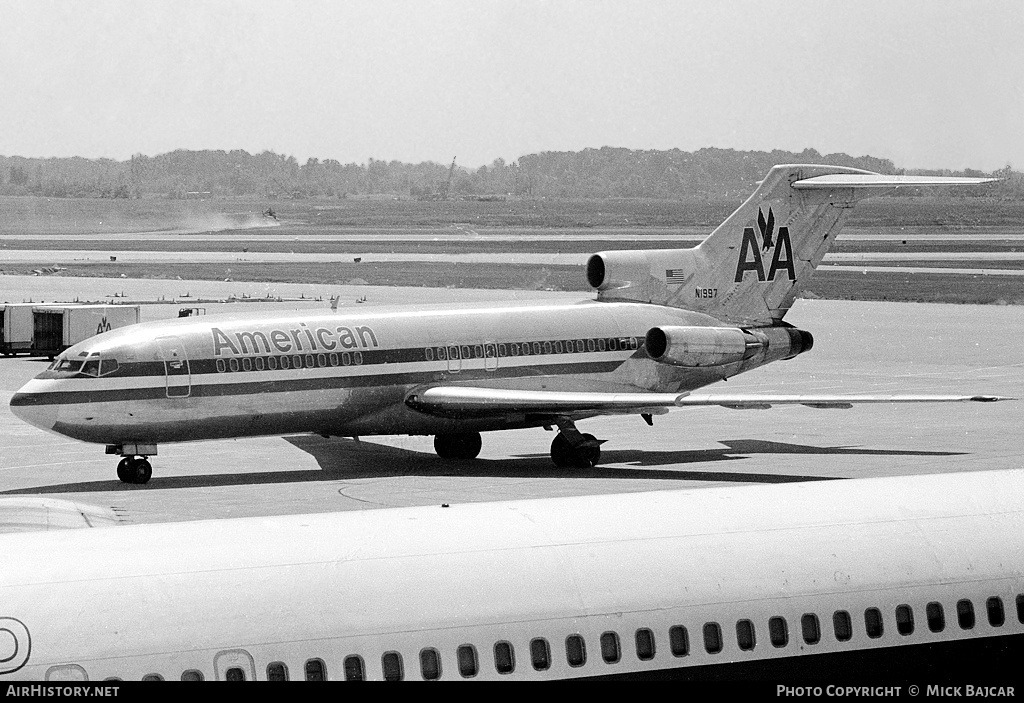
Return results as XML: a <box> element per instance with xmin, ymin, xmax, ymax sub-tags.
<box><xmin>32</xmin><ymin>305</ymin><xmax>141</xmax><ymax>358</ymax></box>
<box><xmin>1</xmin><ymin>304</ymin><xmax>41</xmax><ymax>355</ymax></box>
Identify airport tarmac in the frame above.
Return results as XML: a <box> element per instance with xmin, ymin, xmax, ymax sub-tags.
<box><xmin>0</xmin><ymin>276</ymin><xmax>1019</xmax><ymax>527</ymax></box>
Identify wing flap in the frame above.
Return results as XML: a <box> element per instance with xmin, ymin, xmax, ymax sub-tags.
<box><xmin>406</xmin><ymin>387</ymin><xmax>1009</xmax><ymax>419</ymax></box>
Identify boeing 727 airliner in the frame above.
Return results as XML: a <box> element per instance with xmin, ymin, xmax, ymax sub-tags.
<box><xmin>9</xmin><ymin>165</ymin><xmax>1006</xmax><ymax>483</ymax></box>
<box><xmin>0</xmin><ymin>470</ymin><xmax>1022</xmax><ymax>681</ymax></box>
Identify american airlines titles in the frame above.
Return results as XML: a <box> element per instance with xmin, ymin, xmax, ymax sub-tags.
<box><xmin>211</xmin><ymin>323</ymin><xmax>380</xmax><ymax>357</ymax></box>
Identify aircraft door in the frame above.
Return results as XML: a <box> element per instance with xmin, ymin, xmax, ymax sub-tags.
<box><xmin>214</xmin><ymin>649</ymin><xmax>256</xmax><ymax>681</ymax></box>
<box><xmin>156</xmin><ymin>336</ymin><xmax>191</xmax><ymax>398</ymax></box>
<box><xmin>447</xmin><ymin>344</ymin><xmax>461</xmax><ymax>373</ymax></box>
<box><xmin>484</xmin><ymin>342</ymin><xmax>498</xmax><ymax>371</ymax></box>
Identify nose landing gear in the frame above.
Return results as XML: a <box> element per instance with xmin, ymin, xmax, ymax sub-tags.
<box><xmin>116</xmin><ymin>456</ymin><xmax>153</xmax><ymax>485</ymax></box>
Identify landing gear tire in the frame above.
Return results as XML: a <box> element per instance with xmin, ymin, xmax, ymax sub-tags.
<box><xmin>434</xmin><ymin>432</ymin><xmax>483</xmax><ymax>460</ymax></box>
<box><xmin>117</xmin><ymin>457</ymin><xmax>153</xmax><ymax>485</ymax></box>
<box><xmin>551</xmin><ymin>433</ymin><xmax>601</xmax><ymax>468</ymax></box>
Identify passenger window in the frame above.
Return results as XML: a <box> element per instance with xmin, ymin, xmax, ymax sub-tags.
<box><xmin>228</xmin><ymin>358</ymin><xmax>239</xmax><ymax>372</ymax></box>
<box><xmin>770</xmin><ymin>616</ymin><xmax>789</xmax><ymax>647</ymax></box>
<box><xmin>1017</xmin><ymin>594</ymin><xmax>1024</xmax><ymax>624</ymax></box>
<box><xmin>587</xmin><ymin>339</ymin><xmax>596</xmax><ymax>352</ymax></box>
<box><xmin>669</xmin><ymin>626</ymin><xmax>689</xmax><ymax>657</ymax></box>
<box><xmin>343</xmin><ymin>656</ymin><xmax>364</xmax><ymax>681</ymax></box>
<box><xmin>255</xmin><ymin>356</ymin><xmax>265</xmax><ymax>371</ymax></box>
<box><xmin>329</xmin><ymin>352</ymin><xmax>339</xmax><ymax>366</ymax></box>
<box><xmin>494</xmin><ymin>641</ymin><xmax>515</xmax><ymax>674</ymax></box>
<box><xmin>216</xmin><ymin>359</ymin><xmax>226</xmax><ymax>373</ymax></box>
<box><xmin>635</xmin><ymin>628</ymin><xmax>655</xmax><ymax>661</ymax></box>
<box><xmin>142</xmin><ymin>674</ymin><xmax>165</xmax><ymax>681</ymax></box>
<box><xmin>703</xmin><ymin>622</ymin><xmax>722</xmax><ymax>654</ymax></box>
<box><xmin>597</xmin><ymin>338</ymin><xmax>607</xmax><ymax>351</ymax></box>
<box><xmin>600</xmin><ymin>631</ymin><xmax>620</xmax><ymax>663</ymax></box>
<box><xmin>987</xmin><ymin>597</ymin><xmax>1005</xmax><ymax>627</ymax></box>
<box><xmin>833</xmin><ymin>611</ymin><xmax>852</xmax><ymax>642</ymax></box>
<box><xmin>533</xmin><ymin>342</ymin><xmax>542</xmax><ymax>355</ymax></box>
<box><xmin>736</xmin><ymin>620</ymin><xmax>755</xmax><ymax>651</ymax></box>
<box><xmin>269</xmin><ymin>356</ymin><xmax>278</xmax><ymax>370</ymax></box>
<box><xmin>317</xmin><ymin>353</ymin><xmax>326</xmax><ymax>367</ymax></box>
<box><xmin>224</xmin><ymin>668</ymin><xmax>245</xmax><ymax>681</ymax></box>
<box><xmin>281</xmin><ymin>355</ymin><xmax>291</xmax><ymax>369</ymax></box>
<box><xmin>242</xmin><ymin>357</ymin><xmax>252</xmax><ymax>372</ymax></box>
<box><xmin>957</xmin><ymin>599</ymin><xmax>976</xmax><ymax>629</ymax></box>
<box><xmin>530</xmin><ymin>638</ymin><xmax>551</xmax><ymax>671</ymax></box>
<box><xmin>181</xmin><ymin>670</ymin><xmax>204</xmax><ymax>681</ymax></box>
<box><xmin>353</xmin><ymin>351</ymin><xmax>363</xmax><ymax>365</ymax></box>
<box><xmin>424</xmin><ymin>347</ymin><xmax>434</xmax><ymax>361</ymax></box>
<box><xmin>498</xmin><ymin>343</ymin><xmax>507</xmax><ymax>356</ymax></box>
<box><xmin>457</xmin><ymin>645</ymin><xmax>478</xmax><ymax>678</ymax></box>
<box><xmin>565</xmin><ymin>634</ymin><xmax>586</xmax><ymax>667</ymax></box>
<box><xmin>461</xmin><ymin>345</ymin><xmax>471</xmax><ymax>360</ymax></box>
<box><xmin>305</xmin><ymin>659</ymin><xmax>326</xmax><ymax>681</ymax></box>
<box><xmin>436</xmin><ymin>347</ymin><xmax>447</xmax><ymax>360</ymax></box>
<box><xmin>927</xmin><ymin>602</ymin><xmax>946</xmax><ymax>632</ymax></box>
<box><xmin>554</xmin><ymin>341</ymin><xmax>563</xmax><ymax>354</ymax></box>
<box><xmin>419</xmin><ymin>648</ymin><xmax>441</xmax><ymax>681</ymax></box>
<box><xmin>542</xmin><ymin>341</ymin><xmax>552</xmax><ymax>355</ymax></box>
<box><xmin>865</xmin><ymin>608</ymin><xmax>884</xmax><ymax>639</ymax></box>
<box><xmin>305</xmin><ymin>353</ymin><xmax>315</xmax><ymax>368</ymax></box>
<box><xmin>896</xmin><ymin>605</ymin><xmax>914</xmax><ymax>635</ymax></box>
<box><xmin>382</xmin><ymin>652</ymin><xmax>403</xmax><ymax>681</ymax></box>
<box><xmin>801</xmin><ymin>614</ymin><xmax>820</xmax><ymax>644</ymax></box>
<box><xmin>266</xmin><ymin>662</ymin><xmax>287</xmax><ymax>681</ymax></box>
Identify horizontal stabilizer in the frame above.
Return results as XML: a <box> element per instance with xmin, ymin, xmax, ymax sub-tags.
<box><xmin>406</xmin><ymin>386</ymin><xmax>1011</xmax><ymax>419</ymax></box>
<box><xmin>792</xmin><ymin>174</ymin><xmax>997</xmax><ymax>189</ymax></box>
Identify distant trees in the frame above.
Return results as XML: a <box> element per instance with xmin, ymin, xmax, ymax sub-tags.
<box><xmin>0</xmin><ymin>148</ymin><xmax>1018</xmax><ymax>200</ymax></box>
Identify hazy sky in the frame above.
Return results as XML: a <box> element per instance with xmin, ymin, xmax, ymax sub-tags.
<box><xmin>1</xmin><ymin>0</ymin><xmax>1021</xmax><ymax>171</ymax></box>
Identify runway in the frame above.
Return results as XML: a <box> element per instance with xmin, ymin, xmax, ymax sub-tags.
<box><xmin>0</xmin><ymin>277</ymin><xmax>1019</xmax><ymax>526</ymax></box>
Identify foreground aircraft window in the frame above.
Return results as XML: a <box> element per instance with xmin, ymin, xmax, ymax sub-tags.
<box><xmin>509</xmin><ymin>343</ymin><xmax>519</xmax><ymax>356</ymax></box>
<box><xmin>833</xmin><ymin>611</ymin><xmax>852</xmax><ymax>642</ymax></box>
<box><xmin>142</xmin><ymin>674</ymin><xmax>165</xmax><ymax>681</ymax></box>
<box><xmin>424</xmin><ymin>347</ymin><xmax>434</xmax><ymax>361</ymax></box>
<box><xmin>498</xmin><ymin>343</ymin><xmax>507</xmax><ymax>356</ymax></box>
<box><xmin>56</xmin><ymin>358</ymin><xmax>84</xmax><ymax>373</ymax></box>
<box><xmin>635</xmin><ymin>628</ymin><xmax>656</xmax><ymax>660</ymax></box>
<box><xmin>382</xmin><ymin>652</ymin><xmax>403</xmax><ymax>681</ymax></box>
<box><xmin>1018</xmin><ymin>594</ymin><xmax>1024</xmax><ymax>624</ymax></box>
<box><xmin>532</xmin><ymin>342</ymin><xmax>542</xmax><ymax>355</ymax></box>
<box><xmin>474</xmin><ymin>344</ymin><xmax>483</xmax><ymax>358</ymax></box>
<box><xmin>494</xmin><ymin>641</ymin><xmax>515</xmax><ymax>674</ymax></box>
<box><xmin>521</xmin><ymin>343</ymin><xmax>531</xmax><ymax>356</ymax></box>
<box><xmin>587</xmin><ymin>339</ymin><xmax>596</xmax><ymax>352</ymax></box>
<box><xmin>554</xmin><ymin>341</ymin><xmax>563</xmax><ymax>354</ymax></box>
<box><xmin>305</xmin><ymin>353</ymin><xmax>315</xmax><ymax>368</ymax></box>
<box><xmin>608</xmin><ymin>338</ymin><xmax>619</xmax><ymax>351</ymax></box>
<box><xmin>987</xmin><ymin>597</ymin><xmax>1005</xmax><ymax>627</ymax></box>
<box><xmin>228</xmin><ymin>358</ymin><xmax>239</xmax><ymax>372</ymax></box>
<box><xmin>216</xmin><ymin>359</ymin><xmax>226</xmax><ymax>373</ymax></box>
<box><xmin>576</xmin><ymin>340</ymin><xmax>585</xmax><ymax>353</ymax></box>
<box><xmin>769</xmin><ymin>616</ymin><xmax>789</xmax><ymax>647</ymax></box>
<box><xmin>280</xmin><ymin>355</ymin><xmax>290</xmax><ymax>369</ymax></box>
<box><xmin>864</xmin><ymin>608</ymin><xmax>884</xmax><ymax>639</ymax></box>
<box><xmin>600</xmin><ymin>631</ymin><xmax>620</xmax><ymax>664</ymax></box>
<box><xmin>81</xmin><ymin>359</ymin><xmax>100</xmax><ymax>377</ymax></box>
<box><xmin>269</xmin><ymin>356</ymin><xmax>279</xmax><ymax>370</ymax></box>
<box><xmin>703</xmin><ymin>623</ymin><xmax>723</xmax><ymax>654</ymax></box>
<box><xmin>542</xmin><ymin>341</ymin><xmax>552</xmax><ymax>355</ymax></box>
<box><xmin>436</xmin><ymin>347</ymin><xmax>447</xmax><ymax>360</ymax></box>
<box><xmin>957</xmin><ymin>599</ymin><xmax>976</xmax><ymax>630</ymax></box>
<box><xmin>255</xmin><ymin>356</ymin><xmax>265</xmax><ymax>371</ymax></box>
<box><xmin>565</xmin><ymin>635</ymin><xmax>586</xmax><ymax>667</ymax></box>
<box><xmin>305</xmin><ymin>659</ymin><xmax>326</xmax><ymax>681</ymax></box>
<box><xmin>669</xmin><ymin>626</ymin><xmax>689</xmax><ymax>657</ymax></box>
<box><xmin>242</xmin><ymin>357</ymin><xmax>252</xmax><ymax>372</ymax></box>
<box><xmin>317</xmin><ymin>353</ymin><xmax>327</xmax><ymax>367</ymax></box>
<box><xmin>530</xmin><ymin>638</ymin><xmax>551</xmax><ymax>671</ymax></box>
<box><xmin>419</xmin><ymin>648</ymin><xmax>441</xmax><ymax>681</ymax></box>
<box><xmin>266</xmin><ymin>662</ymin><xmax>288</xmax><ymax>681</ymax></box>
<box><xmin>927</xmin><ymin>602</ymin><xmax>946</xmax><ymax>632</ymax></box>
<box><xmin>343</xmin><ymin>656</ymin><xmax>364</xmax><ymax>681</ymax></box>
<box><xmin>181</xmin><ymin>670</ymin><xmax>204</xmax><ymax>681</ymax></box>
<box><xmin>597</xmin><ymin>338</ymin><xmax>607</xmax><ymax>351</ymax></box>
<box><xmin>896</xmin><ymin>605</ymin><xmax>914</xmax><ymax>636</ymax></box>
<box><xmin>461</xmin><ymin>345</ymin><xmax>471</xmax><ymax>360</ymax></box>
<box><xmin>100</xmin><ymin>358</ymin><xmax>119</xmax><ymax>375</ymax></box>
<box><xmin>457</xmin><ymin>645</ymin><xmax>478</xmax><ymax>678</ymax></box>
<box><xmin>801</xmin><ymin>614</ymin><xmax>821</xmax><ymax>645</ymax></box>
<box><xmin>341</xmin><ymin>352</ymin><xmax>352</xmax><ymax>366</ymax></box>
<box><xmin>330</xmin><ymin>352</ymin><xmax>339</xmax><ymax>366</ymax></box>
<box><xmin>353</xmin><ymin>351</ymin><xmax>363</xmax><ymax>365</ymax></box>
<box><xmin>225</xmin><ymin>667</ymin><xmax>245</xmax><ymax>681</ymax></box>
<box><xmin>292</xmin><ymin>354</ymin><xmax>303</xmax><ymax>369</ymax></box>
<box><xmin>736</xmin><ymin>620</ymin><xmax>755</xmax><ymax>651</ymax></box>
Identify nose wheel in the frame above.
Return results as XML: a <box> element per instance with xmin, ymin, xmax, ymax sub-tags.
<box><xmin>116</xmin><ymin>456</ymin><xmax>153</xmax><ymax>485</ymax></box>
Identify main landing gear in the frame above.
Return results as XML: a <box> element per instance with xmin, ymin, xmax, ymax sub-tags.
<box><xmin>116</xmin><ymin>456</ymin><xmax>153</xmax><ymax>485</ymax></box>
<box><xmin>431</xmin><ymin>420</ymin><xmax>605</xmax><ymax>468</ymax></box>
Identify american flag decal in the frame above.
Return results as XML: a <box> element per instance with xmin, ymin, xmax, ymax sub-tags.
<box><xmin>665</xmin><ymin>269</ymin><xmax>687</xmax><ymax>284</ymax></box>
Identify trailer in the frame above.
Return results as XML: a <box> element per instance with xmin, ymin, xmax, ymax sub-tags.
<box><xmin>31</xmin><ymin>305</ymin><xmax>141</xmax><ymax>358</ymax></box>
<box><xmin>1</xmin><ymin>304</ymin><xmax>47</xmax><ymax>356</ymax></box>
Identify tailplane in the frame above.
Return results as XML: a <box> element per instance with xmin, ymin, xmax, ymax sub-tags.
<box><xmin>586</xmin><ymin>165</ymin><xmax>994</xmax><ymax>325</ymax></box>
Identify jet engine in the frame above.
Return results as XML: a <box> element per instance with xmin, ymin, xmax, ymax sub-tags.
<box><xmin>645</xmin><ymin>326</ymin><xmax>813</xmax><ymax>368</ymax></box>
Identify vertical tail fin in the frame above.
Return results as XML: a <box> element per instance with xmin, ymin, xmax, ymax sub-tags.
<box><xmin>586</xmin><ymin>165</ymin><xmax>994</xmax><ymax>325</ymax></box>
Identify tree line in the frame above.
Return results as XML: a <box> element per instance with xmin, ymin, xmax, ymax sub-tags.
<box><xmin>1</xmin><ymin>147</ymin><xmax>1020</xmax><ymax>200</ymax></box>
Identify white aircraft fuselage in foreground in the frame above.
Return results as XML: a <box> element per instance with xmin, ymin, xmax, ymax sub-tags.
<box><xmin>9</xmin><ymin>165</ymin><xmax>1004</xmax><ymax>483</ymax></box>
<box><xmin>1</xmin><ymin>469</ymin><xmax>1023</xmax><ymax>681</ymax></box>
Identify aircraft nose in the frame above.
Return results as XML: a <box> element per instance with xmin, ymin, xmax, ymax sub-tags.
<box><xmin>9</xmin><ymin>385</ymin><xmax>59</xmax><ymax>432</ymax></box>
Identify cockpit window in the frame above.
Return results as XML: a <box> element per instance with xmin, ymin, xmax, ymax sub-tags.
<box><xmin>55</xmin><ymin>359</ymin><xmax>84</xmax><ymax>373</ymax></box>
<box><xmin>80</xmin><ymin>359</ymin><xmax>100</xmax><ymax>377</ymax></box>
<box><xmin>102</xmin><ymin>358</ymin><xmax>119</xmax><ymax>375</ymax></box>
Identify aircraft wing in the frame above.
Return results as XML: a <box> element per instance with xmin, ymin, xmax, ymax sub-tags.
<box><xmin>405</xmin><ymin>386</ymin><xmax>1008</xmax><ymax>418</ymax></box>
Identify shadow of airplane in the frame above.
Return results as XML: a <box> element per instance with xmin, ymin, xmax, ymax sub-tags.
<box><xmin>1</xmin><ymin>436</ymin><xmax>964</xmax><ymax>495</ymax></box>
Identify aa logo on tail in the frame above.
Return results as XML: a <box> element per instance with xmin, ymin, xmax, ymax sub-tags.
<box><xmin>734</xmin><ymin>207</ymin><xmax>795</xmax><ymax>283</ymax></box>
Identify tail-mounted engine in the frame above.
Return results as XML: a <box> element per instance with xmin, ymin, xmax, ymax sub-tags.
<box><xmin>645</xmin><ymin>325</ymin><xmax>813</xmax><ymax>368</ymax></box>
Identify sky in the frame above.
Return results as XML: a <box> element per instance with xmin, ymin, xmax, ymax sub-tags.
<box><xmin>0</xmin><ymin>0</ymin><xmax>1021</xmax><ymax>171</ymax></box>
